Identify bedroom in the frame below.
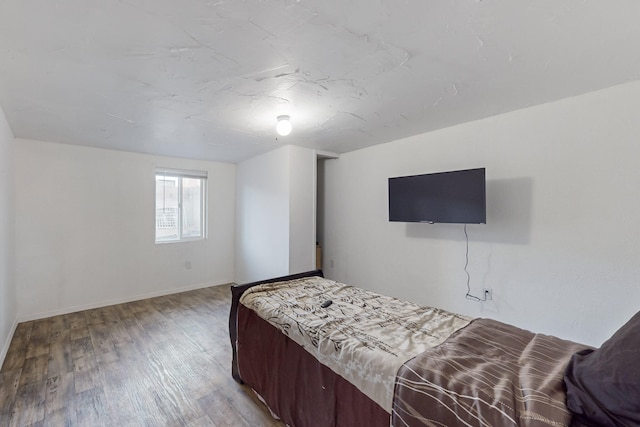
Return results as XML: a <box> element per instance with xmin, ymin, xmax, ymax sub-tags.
<box><xmin>2</xmin><ymin>0</ymin><xmax>640</xmax><ymax>425</ymax></box>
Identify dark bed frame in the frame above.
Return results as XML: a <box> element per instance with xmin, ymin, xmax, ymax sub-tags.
<box><xmin>229</xmin><ymin>269</ymin><xmax>323</xmax><ymax>383</ymax></box>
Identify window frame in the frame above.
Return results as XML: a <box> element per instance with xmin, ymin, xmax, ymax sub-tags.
<box><xmin>155</xmin><ymin>168</ymin><xmax>207</xmax><ymax>244</ymax></box>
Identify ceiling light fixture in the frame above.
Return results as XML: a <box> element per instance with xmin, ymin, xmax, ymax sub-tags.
<box><xmin>276</xmin><ymin>115</ymin><xmax>292</xmax><ymax>136</ymax></box>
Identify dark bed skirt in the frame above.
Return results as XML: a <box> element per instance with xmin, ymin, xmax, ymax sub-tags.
<box><xmin>236</xmin><ymin>304</ymin><xmax>390</xmax><ymax>427</ymax></box>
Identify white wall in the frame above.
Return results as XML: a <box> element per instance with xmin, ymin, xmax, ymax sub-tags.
<box><xmin>14</xmin><ymin>139</ymin><xmax>236</xmax><ymax>320</ymax></box>
<box><xmin>235</xmin><ymin>145</ymin><xmax>316</xmax><ymax>284</ymax></box>
<box><xmin>322</xmin><ymin>81</ymin><xmax>640</xmax><ymax>347</ymax></box>
<box><xmin>235</xmin><ymin>146</ymin><xmax>291</xmax><ymax>284</ymax></box>
<box><xmin>288</xmin><ymin>146</ymin><xmax>317</xmax><ymax>275</ymax></box>
<box><xmin>0</xmin><ymin>105</ymin><xmax>16</xmax><ymax>364</ymax></box>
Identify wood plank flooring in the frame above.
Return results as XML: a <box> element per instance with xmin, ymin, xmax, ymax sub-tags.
<box><xmin>0</xmin><ymin>285</ymin><xmax>286</xmax><ymax>427</ymax></box>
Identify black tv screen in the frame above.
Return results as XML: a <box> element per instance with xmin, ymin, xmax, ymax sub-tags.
<box><xmin>388</xmin><ymin>168</ymin><xmax>486</xmax><ymax>224</ymax></box>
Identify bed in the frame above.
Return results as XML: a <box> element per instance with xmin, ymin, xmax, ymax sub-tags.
<box><xmin>229</xmin><ymin>270</ymin><xmax>640</xmax><ymax>427</ymax></box>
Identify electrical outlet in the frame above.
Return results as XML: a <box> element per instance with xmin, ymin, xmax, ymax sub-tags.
<box><xmin>483</xmin><ymin>288</ymin><xmax>492</xmax><ymax>301</ymax></box>
<box><xmin>185</xmin><ymin>261</ymin><xmax>192</xmax><ymax>270</ymax></box>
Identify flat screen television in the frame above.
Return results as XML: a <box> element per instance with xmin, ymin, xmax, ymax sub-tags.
<box><xmin>388</xmin><ymin>168</ymin><xmax>486</xmax><ymax>224</ymax></box>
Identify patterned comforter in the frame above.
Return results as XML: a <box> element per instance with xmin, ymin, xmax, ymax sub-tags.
<box><xmin>240</xmin><ymin>276</ymin><xmax>471</xmax><ymax>412</ymax></box>
<box><xmin>392</xmin><ymin>318</ymin><xmax>591</xmax><ymax>427</ymax></box>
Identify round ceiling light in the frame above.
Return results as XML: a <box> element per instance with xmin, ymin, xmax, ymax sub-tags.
<box><xmin>276</xmin><ymin>115</ymin><xmax>292</xmax><ymax>136</ymax></box>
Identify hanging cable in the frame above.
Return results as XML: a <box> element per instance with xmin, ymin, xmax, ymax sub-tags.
<box><xmin>464</xmin><ymin>224</ymin><xmax>484</xmax><ymax>302</ymax></box>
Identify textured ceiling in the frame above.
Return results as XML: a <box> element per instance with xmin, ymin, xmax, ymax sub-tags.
<box><xmin>1</xmin><ymin>1</ymin><xmax>640</xmax><ymax>163</ymax></box>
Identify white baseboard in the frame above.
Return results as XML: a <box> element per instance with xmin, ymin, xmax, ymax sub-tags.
<box><xmin>17</xmin><ymin>280</ymin><xmax>232</xmax><ymax>323</ymax></box>
<box><xmin>0</xmin><ymin>318</ymin><xmax>18</xmax><ymax>369</ymax></box>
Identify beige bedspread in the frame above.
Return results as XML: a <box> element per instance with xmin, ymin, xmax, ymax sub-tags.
<box><xmin>239</xmin><ymin>276</ymin><xmax>471</xmax><ymax>411</ymax></box>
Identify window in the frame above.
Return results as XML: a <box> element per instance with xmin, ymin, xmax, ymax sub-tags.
<box><xmin>155</xmin><ymin>168</ymin><xmax>207</xmax><ymax>243</ymax></box>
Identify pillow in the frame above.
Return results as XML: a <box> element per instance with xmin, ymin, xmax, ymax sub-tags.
<box><xmin>564</xmin><ymin>311</ymin><xmax>640</xmax><ymax>427</ymax></box>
